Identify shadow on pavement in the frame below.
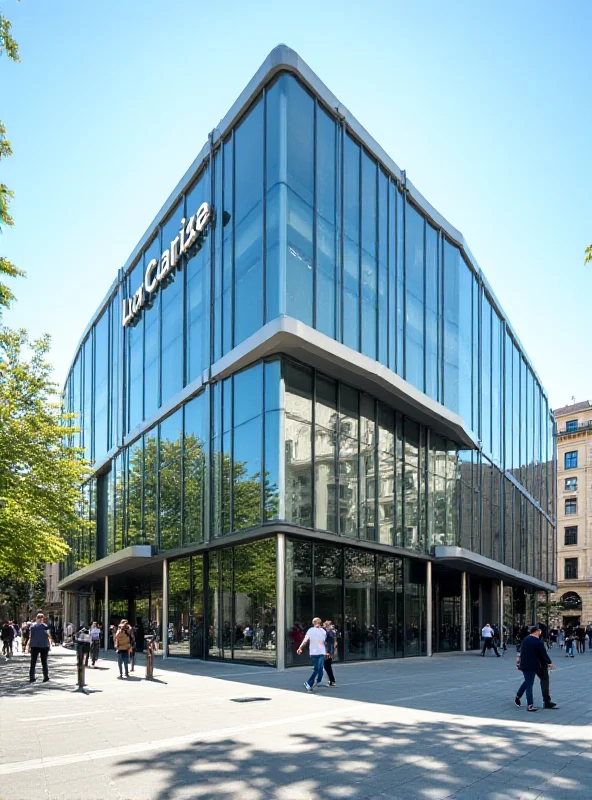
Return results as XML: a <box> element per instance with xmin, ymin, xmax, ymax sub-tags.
<box><xmin>115</xmin><ymin>715</ymin><xmax>588</xmax><ymax>800</ymax></box>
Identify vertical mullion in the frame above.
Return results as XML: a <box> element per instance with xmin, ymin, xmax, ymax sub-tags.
<box><xmin>357</xmin><ymin>147</ymin><xmax>362</xmax><ymax>354</ymax></box>
<box><xmin>262</xmin><ymin>89</ymin><xmax>267</xmax><ymax>325</ymax></box>
<box><xmin>312</xmin><ymin>100</ymin><xmax>318</xmax><ymax>330</ymax></box>
<box><xmin>338</xmin><ymin>121</ymin><xmax>344</xmax><ymax>344</ymax></box>
<box><xmin>311</xmin><ymin>368</ymin><xmax>316</xmax><ymax>532</ymax></box>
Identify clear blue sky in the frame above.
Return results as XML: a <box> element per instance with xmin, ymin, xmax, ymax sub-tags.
<box><xmin>2</xmin><ymin>0</ymin><xmax>591</xmax><ymax>408</ymax></box>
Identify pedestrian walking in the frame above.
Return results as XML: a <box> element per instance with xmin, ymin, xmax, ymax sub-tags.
<box><xmin>1</xmin><ymin>621</ymin><xmax>15</xmax><ymax>657</ymax></box>
<box><xmin>114</xmin><ymin>619</ymin><xmax>133</xmax><ymax>679</ymax></box>
<box><xmin>322</xmin><ymin>620</ymin><xmax>337</xmax><ymax>687</ymax></box>
<box><xmin>297</xmin><ymin>617</ymin><xmax>327</xmax><ymax>692</ymax></box>
<box><xmin>565</xmin><ymin>631</ymin><xmax>575</xmax><ymax>657</ymax></box>
<box><xmin>481</xmin><ymin>623</ymin><xmax>501</xmax><ymax>657</ymax></box>
<box><xmin>89</xmin><ymin>621</ymin><xmax>101</xmax><ymax>666</ymax></box>
<box><xmin>575</xmin><ymin>625</ymin><xmax>586</xmax><ymax>653</ymax></box>
<box><xmin>557</xmin><ymin>629</ymin><xmax>565</xmax><ymax>649</ymax></box>
<box><xmin>28</xmin><ymin>612</ymin><xmax>52</xmax><ymax>683</ymax></box>
<box><xmin>514</xmin><ymin>624</ymin><xmax>556</xmax><ymax>712</ymax></box>
<box><xmin>587</xmin><ymin>623</ymin><xmax>592</xmax><ymax>651</ymax></box>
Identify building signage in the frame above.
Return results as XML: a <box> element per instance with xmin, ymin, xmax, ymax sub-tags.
<box><xmin>122</xmin><ymin>202</ymin><xmax>211</xmax><ymax>327</ymax></box>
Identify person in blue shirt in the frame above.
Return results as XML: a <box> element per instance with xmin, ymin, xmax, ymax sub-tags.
<box><xmin>514</xmin><ymin>624</ymin><xmax>555</xmax><ymax>712</ymax></box>
<box><xmin>28</xmin><ymin>612</ymin><xmax>52</xmax><ymax>683</ymax></box>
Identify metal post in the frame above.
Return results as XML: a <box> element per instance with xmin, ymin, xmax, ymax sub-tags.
<box><xmin>461</xmin><ymin>571</ymin><xmax>467</xmax><ymax>652</ymax></box>
<box><xmin>499</xmin><ymin>580</ymin><xmax>504</xmax><ymax>650</ymax></box>
<box><xmin>426</xmin><ymin>561</ymin><xmax>433</xmax><ymax>657</ymax></box>
<box><xmin>162</xmin><ymin>559</ymin><xmax>168</xmax><ymax>659</ymax></box>
<box><xmin>276</xmin><ymin>534</ymin><xmax>286</xmax><ymax>670</ymax></box>
<box><xmin>103</xmin><ymin>576</ymin><xmax>109</xmax><ymax>654</ymax></box>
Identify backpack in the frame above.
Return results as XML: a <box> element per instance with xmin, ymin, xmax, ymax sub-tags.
<box><xmin>116</xmin><ymin>629</ymin><xmax>131</xmax><ymax>650</ymax></box>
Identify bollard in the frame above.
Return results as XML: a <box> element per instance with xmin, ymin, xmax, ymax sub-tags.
<box><xmin>144</xmin><ymin>635</ymin><xmax>155</xmax><ymax>681</ymax></box>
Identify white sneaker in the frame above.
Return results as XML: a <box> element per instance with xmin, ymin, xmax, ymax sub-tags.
<box><xmin>303</xmin><ymin>682</ymin><xmax>312</xmax><ymax>692</ymax></box>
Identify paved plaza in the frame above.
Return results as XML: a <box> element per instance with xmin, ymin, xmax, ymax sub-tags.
<box><xmin>0</xmin><ymin>646</ymin><xmax>591</xmax><ymax>800</ymax></box>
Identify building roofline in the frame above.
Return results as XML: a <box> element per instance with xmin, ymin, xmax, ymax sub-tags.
<box><xmin>64</xmin><ymin>44</ymin><xmax>549</xmax><ymax>402</ymax></box>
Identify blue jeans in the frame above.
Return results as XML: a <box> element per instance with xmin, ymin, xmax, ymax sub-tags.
<box><xmin>307</xmin><ymin>654</ymin><xmax>325</xmax><ymax>687</ymax></box>
<box><xmin>517</xmin><ymin>670</ymin><xmax>537</xmax><ymax>706</ymax></box>
<box><xmin>117</xmin><ymin>651</ymin><xmax>129</xmax><ymax>676</ymax></box>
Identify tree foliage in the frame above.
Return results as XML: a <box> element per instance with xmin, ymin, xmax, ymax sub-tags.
<box><xmin>586</xmin><ymin>244</ymin><xmax>592</xmax><ymax>265</ymax></box>
<box><xmin>0</xmin><ymin>3</ymin><xmax>24</xmax><ymax>310</ymax></box>
<box><xmin>0</xmin><ymin>328</ymin><xmax>89</xmax><ymax>580</ymax></box>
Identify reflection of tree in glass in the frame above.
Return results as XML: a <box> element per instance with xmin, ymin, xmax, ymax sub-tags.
<box><xmin>125</xmin><ymin>433</ymin><xmax>279</xmax><ymax>548</ymax></box>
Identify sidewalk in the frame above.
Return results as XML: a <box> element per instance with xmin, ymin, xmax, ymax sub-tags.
<box><xmin>1</xmin><ymin>645</ymin><xmax>591</xmax><ymax>799</ymax></box>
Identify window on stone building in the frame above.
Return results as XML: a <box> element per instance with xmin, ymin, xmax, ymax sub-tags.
<box><xmin>565</xmin><ymin>498</ymin><xmax>577</xmax><ymax>515</ymax></box>
<box><xmin>565</xmin><ymin>477</ymin><xmax>577</xmax><ymax>492</ymax></box>
<box><xmin>564</xmin><ymin>527</ymin><xmax>578</xmax><ymax>546</ymax></box>
<box><xmin>565</xmin><ymin>420</ymin><xmax>578</xmax><ymax>433</ymax></box>
<box><xmin>564</xmin><ymin>558</ymin><xmax>578</xmax><ymax>580</ymax></box>
<box><xmin>564</xmin><ymin>451</ymin><xmax>578</xmax><ymax>469</ymax></box>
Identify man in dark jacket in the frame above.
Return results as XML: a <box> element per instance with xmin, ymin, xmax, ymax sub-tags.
<box><xmin>514</xmin><ymin>625</ymin><xmax>555</xmax><ymax>711</ymax></box>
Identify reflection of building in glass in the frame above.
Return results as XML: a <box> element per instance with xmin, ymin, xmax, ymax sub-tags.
<box><xmin>58</xmin><ymin>46</ymin><xmax>556</xmax><ymax>666</ymax></box>
<box><xmin>551</xmin><ymin>400</ymin><xmax>592</xmax><ymax>629</ymax></box>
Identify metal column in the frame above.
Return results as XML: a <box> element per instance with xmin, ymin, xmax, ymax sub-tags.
<box><xmin>499</xmin><ymin>580</ymin><xmax>504</xmax><ymax>650</ymax></box>
<box><xmin>103</xmin><ymin>577</ymin><xmax>109</xmax><ymax>653</ymax></box>
<box><xmin>426</xmin><ymin>561</ymin><xmax>433</xmax><ymax>657</ymax></box>
<box><xmin>276</xmin><ymin>534</ymin><xmax>286</xmax><ymax>670</ymax></box>
<box><xmin>461</xmin><ymin>571</ymin><xmax>467</xmax><ymax>652</ymax></box>
<box><xmin>162</xmin><ymin>559</ymin><xmax>169</xmax><ymax>659</ymax></box>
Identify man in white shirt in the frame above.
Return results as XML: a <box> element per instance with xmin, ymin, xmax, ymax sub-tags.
<box><xmin>481</xmin><ymin>623</ymin><xmax>501</xmax><ymax>657</ymax></box>
<box><xmin>297</xmin><ymin>617</ymin><xmax>327</xmax><ymax>692</ymax></box>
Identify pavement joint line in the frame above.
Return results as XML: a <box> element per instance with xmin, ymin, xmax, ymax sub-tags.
<box><xmin>0</xmin><ymin>705</ymin><xmax>357</xmax><ymax>775</ymax></box>
<box><xmin>19</xmin><ymin>711</ymin><xmax>107</xmax><ymax>723</ymax></box>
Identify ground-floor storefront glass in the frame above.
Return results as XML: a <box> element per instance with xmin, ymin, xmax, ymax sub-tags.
<box><xmin>65</xmin><ymin>532</ymin><xmax>549</xmax><ymax>666</ymax></box>
<box><xmin>285</xmin><ymin>538</ymin><xmax>426</xmax><ymax>666</ymax></box>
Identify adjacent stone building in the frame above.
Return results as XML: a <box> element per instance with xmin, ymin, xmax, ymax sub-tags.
<box><xmin>553</xmin><ymin>400</ymin><xmax>592</xmax><ymax>627</ymax></box>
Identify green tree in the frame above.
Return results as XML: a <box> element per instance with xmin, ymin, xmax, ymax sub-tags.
<box><xmin>0</xmin><ymin>328</ymin><xmax>89</xmax><ymax>580</ymax></box>
<box><xmin>0</xmin><ymin>4</ymin><xmax>25</xmax><ymax>310</ymax></box>
<box><xmin>586</xmin><ymin>244</ymin><xmax>591</xmax><ymax>265</ymax></box>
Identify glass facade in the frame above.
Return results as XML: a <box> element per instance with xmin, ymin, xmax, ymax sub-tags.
<box><xmin>60</xmin><ymin>50</ymin><xmax>556</xmax><ymax>665</ymax></box>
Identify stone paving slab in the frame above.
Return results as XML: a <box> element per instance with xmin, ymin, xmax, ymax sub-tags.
<box><xmin>1</xmin><ymin>645</ymin><xmax>592</xmax><ymax>799</ymax></box>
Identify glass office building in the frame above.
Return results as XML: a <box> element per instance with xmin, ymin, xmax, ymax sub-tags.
<box><xmin>59</xmin><ymin>46</ymin><xmax>556</xmax><ymax>666</ymax></box>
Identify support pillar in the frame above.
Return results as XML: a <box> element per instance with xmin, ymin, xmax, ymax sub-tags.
<box><xmin>162</xmin><ymin>559</ymin><xmax>168</xmax><ymax>659</ymax></box>
<box><xmin>461</xmin><ymin>571</ymin><xmax>467</xmax><ymax>652</ymax></box>
<box><xmin>426</xmin><ymin>561</ymin><xmax>433</xmax><ymax>657</ymax></box>
<box><xmin>499</xmin><ymin>580</ymin><xmax>504</xmax><ymax>649</ymax></box>
<box><xmin>103</xmin><ymin>576</ymin><xmax>109</xmax><ymax>653</ymax></box>
<box><xmin>276</xmin><ymin>534</ymin><xmax>286</xmax><ymax>670</ymax></box>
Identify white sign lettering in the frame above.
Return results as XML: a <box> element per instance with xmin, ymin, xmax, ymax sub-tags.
<box><xmin>122</xmin><ymin>201</ymin><xmax>211</xmax><ymax>327</ymax></box>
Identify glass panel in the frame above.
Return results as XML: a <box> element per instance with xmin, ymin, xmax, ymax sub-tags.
<box><xmin>361</xmin><ymin>151</ymin><xmax>377</xmax><ymax>361</ymax></box>
<box><xmin>234</xmin><ymin>99</ymin><xmax>264</xmax><ymax>346</ymax></box>
<box><xmin>345</xmin><ymin>549</ymin><xmax>375</xmax><ymax>660</ymax></box>
<box><xmin>160</xmin><ymin>199</ymin><xmax>184</xmax><ymax>403</ymax></box>
<box><xmin>190</xmin><ymin>555</ymin><xmax>205</xmax><ymax>658</ymax></box>
<box><xmin>126</xmin><ymin>439</ymin><xmax>143</xmax><ymax>546</ymax></box>
<box><xmin>233</xmin><ymin>416</ymin><xmax>262</xmax><ymax>531</ymax></box>
<box><xmin>264</xmin><ymin>411</ymin><xmax>281</xmax><ymax>521</ymax></box>
<box><xmin>425</xmin><ymin>225</ymin><xmax>439</xmax><ymax>402</ymax></box>
<box><xmin>233</xmin><ymin>539</ymin><xmax>276</xmax><ymax>664</ymax></box>
<box><xmin>286</xmin><ymin>76</ymin><xmax>314</xmax><ymax>206</ymax></box>
<box><xmin>405</xmin><ymin>559</ymin><xmax>426</xmax><ymax>656</ymax></box>
<box><xmin>286</xmin><ymin>188</ymin><xmax>313</xmax><ymax>325</ymax></box>
<box><xmin>405</xmin><ymin>204</ymin><xmax>425</xmax><ymax>391</ymax></box>
<box><xmin>184</xmin><ymin>392</ymin><xmax>207</xmax><ymax>546</ymax></box>
<box><xmin>168</xmin><ymin>558</ymin><xmax>191</xmax><ymax>657</ymax></box>
<box><xmin>234</xmin><ymin>363</ymin><xmax>263</xmax><ymax>427</ymax></box>
<box><xmin>143</xmin><ymin>236</ymin><xmax>161</xmax><ymax>421</ymax></box>
<box><xmin>159</xmin><ymin>410</ymin><xmax>182</xmax><ymax>551</ymax></box>
<box><xmin>343</xmin><ymin>135</ymin><xmax>360</xmax><ymax>351</ymax></box>
<box><xmin>143</xmin><ymin>430</ymin><xmax>158</xmax><ymax>546</ymax></box>
<box><xmin>315</xmin><ymin>375</ymin><xmax>337</xmax><ymax>532</ymax></box>
<box><xmin>126</xmin><ymin>260</ymin><xmax>143</xmax><ymax>432</ymax></box>
<box><xmin>377</xmin><ymin>555</ymin><xmax>395</xmax><ymax>658</ymax></box>
<box><xmin>443</xmin><ymin>239</ymin><xmax>460</xmax><ymax>413</ymax></box>
<box><xmin>186</xmin><ymin>171</ymin><xmax>209</xmax><ymax>384</ymax></box>
<box><xmin>286</xmin><ymin>539</ymin><xmax>313</xmax><ymax>666</ymax></box>
<box><xmin>314</xmin><ymin>544</ymin><xmax>343</xmax><ymax>660</ymax></box>
<box><xmin>94</xmin><ymin>312</ymin><xmax>109</xmax><ymax>461</ymax></box>
<box><xmin>315</xmin><ymin>107</ymin><xmax>336</xmax><ymax>339</ymax></box>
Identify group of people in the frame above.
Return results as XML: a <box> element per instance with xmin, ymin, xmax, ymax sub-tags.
<box><xmin>551</xmin><ymin>624</ymin><xmax>592</xmax><ymax>656</ymax></box>
<box><xmin>297</xmin><ymin>618</ymin><xmax>338</xmax><ymax>691</ymax></box>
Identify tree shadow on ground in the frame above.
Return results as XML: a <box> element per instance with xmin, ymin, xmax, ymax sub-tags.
<box><xmin>114</xmin><ymin>715</ymin><xmax>590</xmax><ymax>800</ymax></box>
<box><xmin>0</xmin><ymin>649</ymin><xmax>95</xmax><ymax>696</ymax></box>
